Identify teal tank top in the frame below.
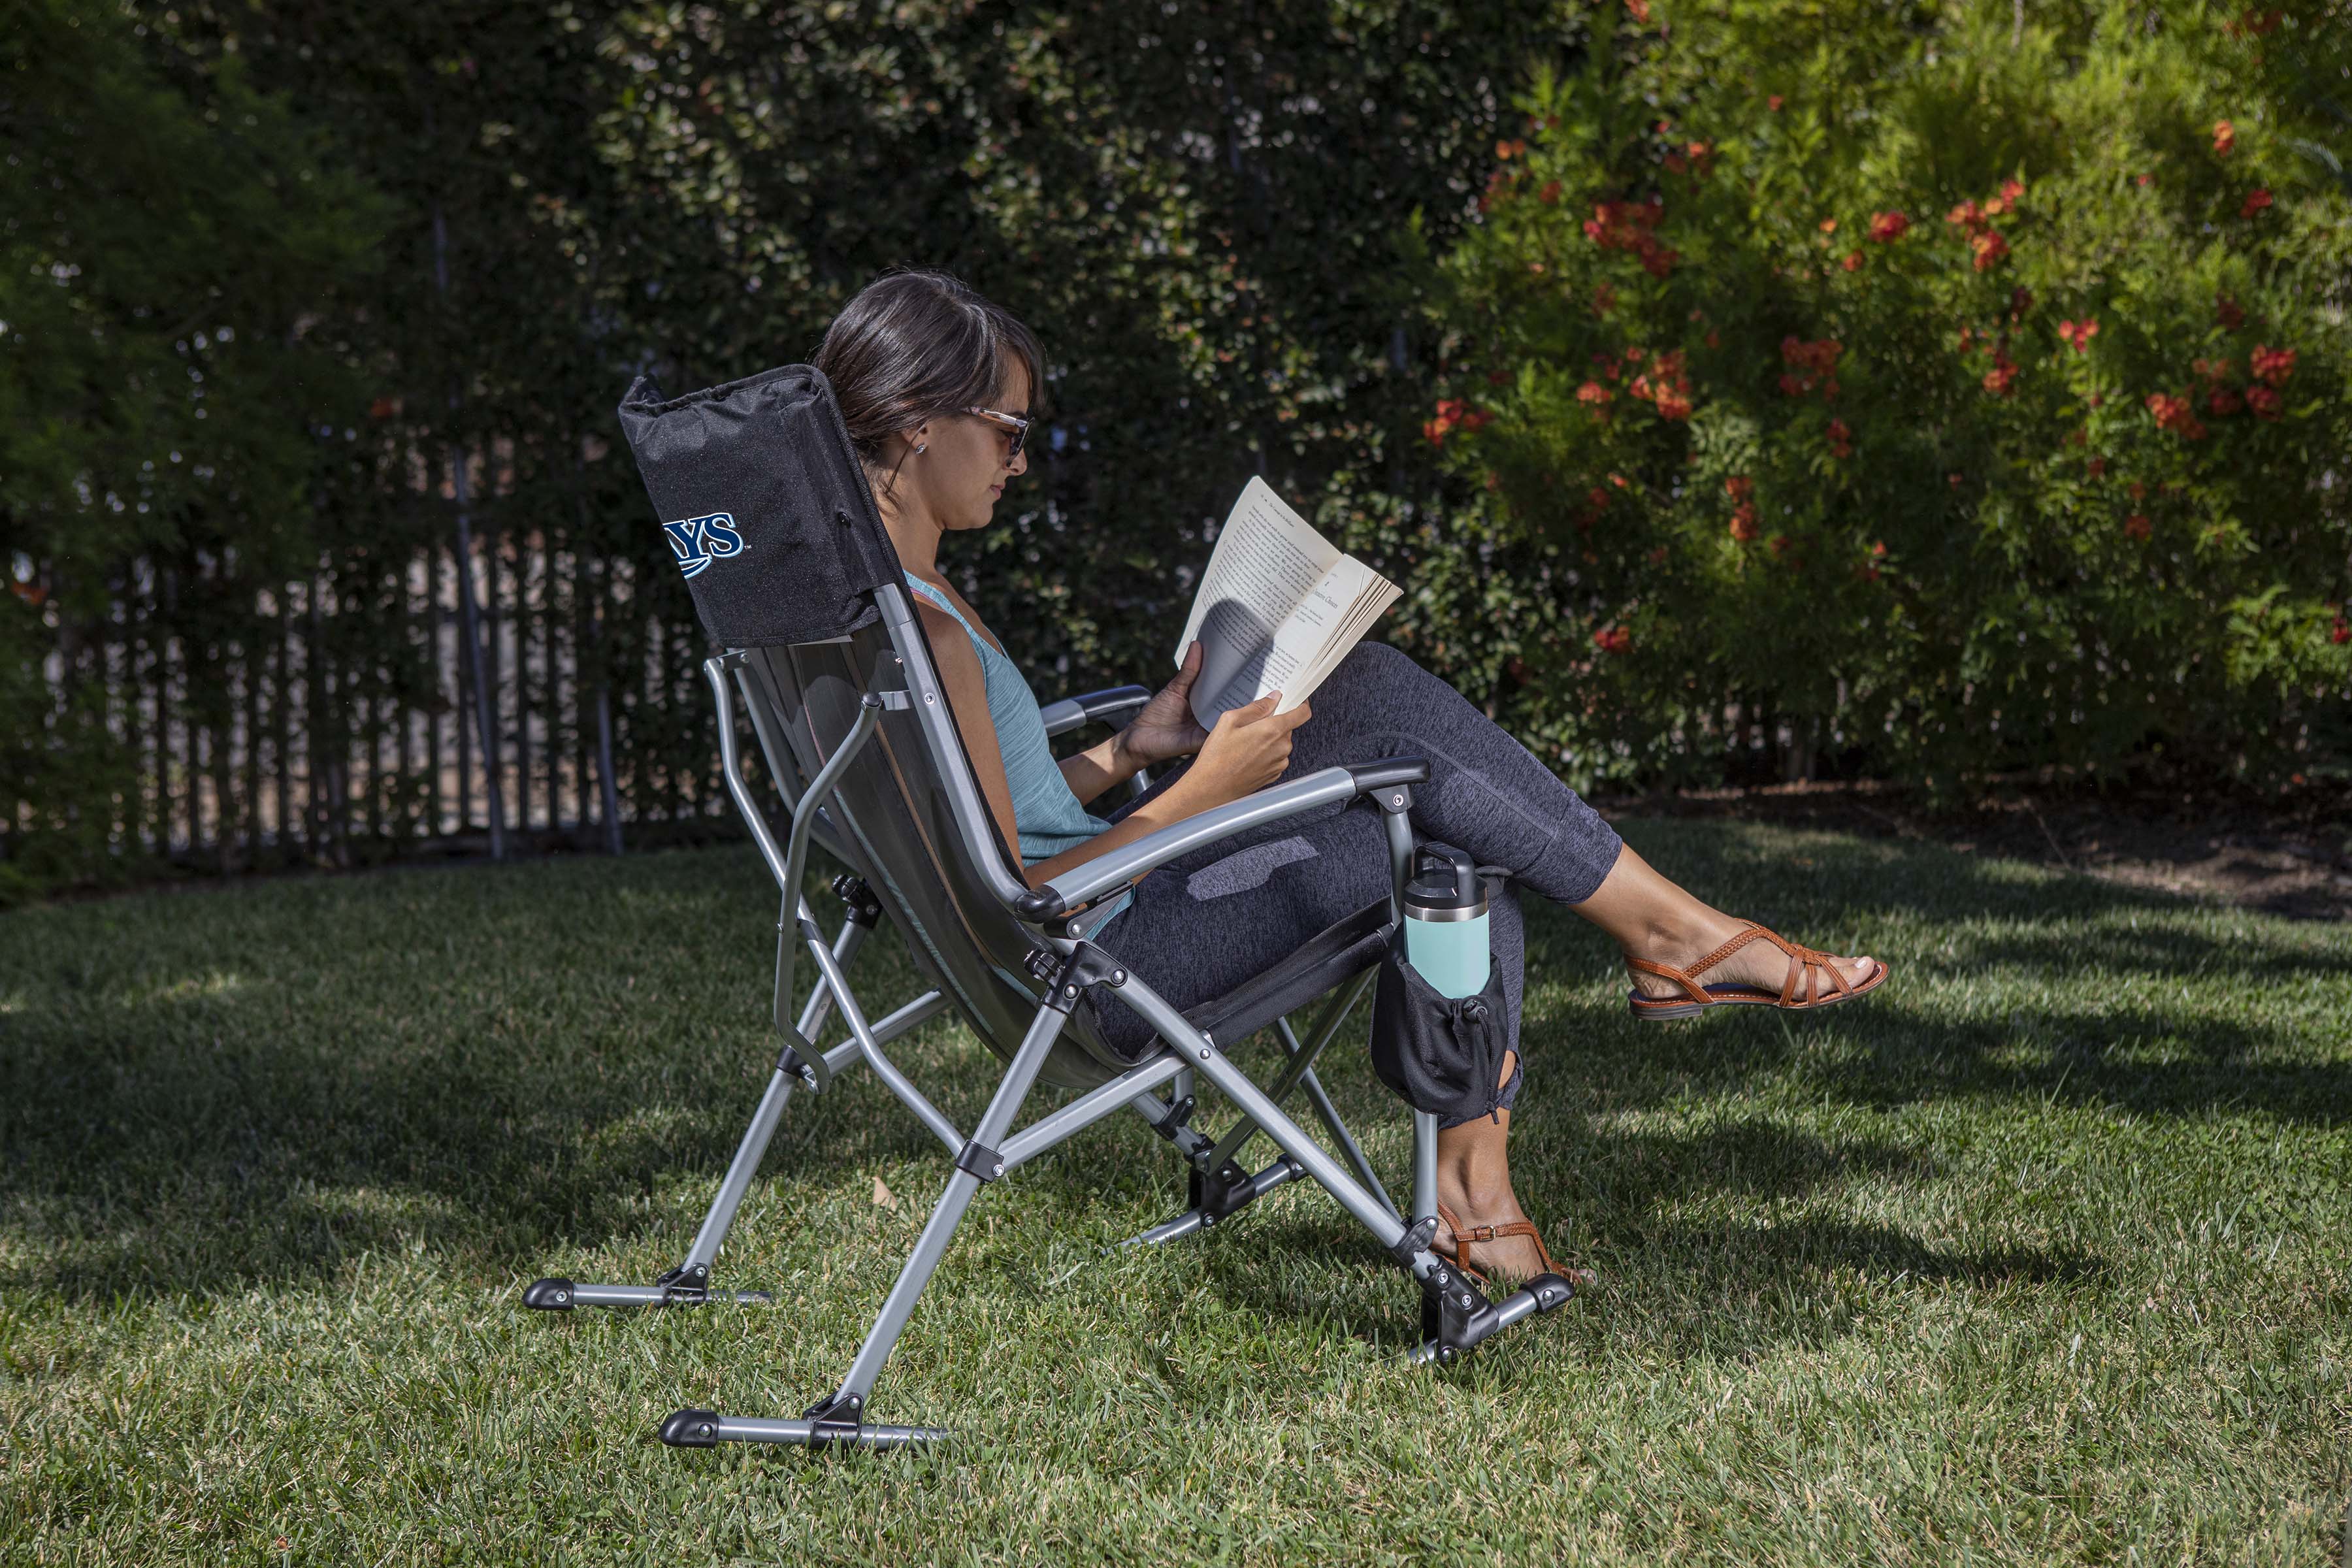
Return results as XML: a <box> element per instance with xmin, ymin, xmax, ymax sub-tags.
<box><xmin>904</xmin><ymin>575</ymin><xmax>1134</xmax><ymax>934</ymax></box>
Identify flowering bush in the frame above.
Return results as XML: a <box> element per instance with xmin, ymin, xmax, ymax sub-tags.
<box><xmin>1420</xmin><ymin>0</ymin><xmax>2352</xmax><ymax>791</ymax></box>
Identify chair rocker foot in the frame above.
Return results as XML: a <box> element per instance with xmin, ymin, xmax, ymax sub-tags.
<box><xmin>521</xmin><ymin>1271</ymin><xmax>776</xmax><ymax>1312</ymax></box>
<box><xmin>1122</xmin><ymin>1154</ymin><xmax>1305</xmax><ymax>1248</ymax></box>
<box><xmin>1410</xmin><ymin>1269</ymin><xmax>1580</xmax><ymax>1366</ymax></box>
<box><xmin>659</xmin><ymin>1404</ymin><xmax>949</xmax><ymax>1450</ymax></box>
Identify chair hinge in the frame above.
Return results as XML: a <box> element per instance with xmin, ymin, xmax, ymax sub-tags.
<box><xmin>954</xmin><ymin>1140</ymin><xmax>1006</xmax><ymax>1183</ymax></box>
<box><xmin>777</xmin><ymin>1032</ymin><xmax>830</xmax><ymax>1094</ymax></box>
<box><xmin>653</xmin><ymin>1262</ymin><xmax>710</xmax><ymax>1305</ymax></box>
<box><xmin>1041</xmin><ymin>942</ymin><xmax>1128</xmax><ymax>1015</ymax></box>
<box><xmin>1150</xmin><ymin>1095</ymin><xmax>1196</xmax><ymax>1141</ymax></box>
<box><xmin>1387</xmin><ymin>1214</ymin><xmax>1439</xmax><ymax>1271</ymax></box>
<box><xmin>830</xmin><ymin>874</ymin><xmax>883</xmax><ymax>926</ymax></box>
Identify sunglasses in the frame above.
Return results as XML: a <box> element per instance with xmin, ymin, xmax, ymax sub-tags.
<box><xmin>963</xmin><ymin>405</ymin><xmax>1031</xmax><ymax>460</ymax></box>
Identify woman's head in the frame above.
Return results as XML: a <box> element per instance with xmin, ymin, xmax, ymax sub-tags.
<box><xmin>815</xmin><ymin>269</ymin><xmax>1041</xmax><ymax>536</ymax></box>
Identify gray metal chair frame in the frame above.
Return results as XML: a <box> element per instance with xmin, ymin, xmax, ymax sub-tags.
<box><xmin>525</xmin><ymin>581</ymin><xmax>1576</xmax><ymax>1449</ymax></box>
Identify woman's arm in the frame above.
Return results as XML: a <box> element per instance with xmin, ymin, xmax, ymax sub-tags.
<box><xmin>924</xmin><ymin>607</ymin><xmax>1207</xmax><ymax>889</ymax></box>
<box><xmin>1056</xmin><ymin>732</ymin><xmax>1140</xmax><ymax>808</ymax></box>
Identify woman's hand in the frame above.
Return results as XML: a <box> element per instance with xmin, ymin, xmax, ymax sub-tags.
<box><xmin>1115</xmin><ymin>640</ymin><xmax>1212</xmax><ymax>770</ymax></box>
<box><xmin>1169</xmin><ymin>690</ymin><xmax>1313</xmax><ymax>811</ymax></box>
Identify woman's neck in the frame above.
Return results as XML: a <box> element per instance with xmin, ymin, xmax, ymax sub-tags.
<box><xmin>874</xmin><ymin>480</ymin><xmax>943</xmax><ymax>579</ymax></box>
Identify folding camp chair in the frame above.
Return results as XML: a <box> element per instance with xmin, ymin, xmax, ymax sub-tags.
<box><xmin>523</xmin><ymin>363</ymin><xmax>1579</xmax><ymax>1449</ymax></box>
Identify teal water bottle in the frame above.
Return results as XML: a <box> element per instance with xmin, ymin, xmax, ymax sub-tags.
<box><xmin>1401</xmin><ymin>846</ymin><xmax>1490</xmax><ymax>999</ymax></box>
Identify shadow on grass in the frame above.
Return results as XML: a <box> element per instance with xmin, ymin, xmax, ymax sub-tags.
<box><xmin>1</xmin><ymin>825</ymin><xmax>2343</xmax><ymax>1313</ymax></box>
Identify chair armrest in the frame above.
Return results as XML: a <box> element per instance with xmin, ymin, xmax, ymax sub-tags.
<box><xmin>1039</xmin><ymin>684</ymin><xmax>1152</xmax><ymax>738</ymax></box>
<box><xmin>1011</xmin><ymin>757</ymin><xmax>1430</xmax><ymax>921</ymax></box>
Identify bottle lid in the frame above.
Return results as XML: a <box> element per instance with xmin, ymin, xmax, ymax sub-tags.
<box><xmin>1403</xmin><ymin>845</ymin><xmax>1486</xmax><ymax>915</ymax></box>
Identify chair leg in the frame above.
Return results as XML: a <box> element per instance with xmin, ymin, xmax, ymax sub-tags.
<box><xmin>661</xmin><ymin>973</ymin><xmax>1076</xmax><ymax>1448</ymax></box>
<box><xmin>525</xmin><ymin>908</ymin><xmax>946</xmax><ymax>1313</ymax></box>
<box><xmin>1122</xmin><ymin>971</ymin><xmax>1392</xmax><ymax>1245</ymax></box>
<box><xmin>1113</xmin><ymin>971</ymin><xmax>1580</xmax><ymax>1367</ymax></box>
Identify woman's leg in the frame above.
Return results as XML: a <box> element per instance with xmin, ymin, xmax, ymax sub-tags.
<box><xmin>1223</xmin><ymin>642</ymin><xmax>1878</xmax><ymax>1002</ymax></box>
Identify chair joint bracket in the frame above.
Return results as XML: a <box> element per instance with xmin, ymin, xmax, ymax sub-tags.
<box><xmin>1190</xmin><ymin>1159</ymin><xmax>1255</xmax><ymax>1226</ymax></box>
<box><xmin>1149</xmin><ymin>1095</ymin><xmax>1197</xmax><ymax>1142</ymax></box>
<box><xmin>831</xmin><ymin>873</ymin><xmax>883</xmax><ymax>926</ymax></box>
<box><xmin>955</xmin><ymin>1139</ymin><xmax>1007</xmax><ymax>1183</ymax></box>
<box><xmin>802</xmin><ymin>1389</ymin><xmax>865</xmax><ymax>1435</ymax></box>
<box><xmin>1041</xmin><ymin>942</ymin><xmax>1128</xmax><ymax>1014</ymax></box>
<box><xmin>777</xmin><ymin>1032</ymin><xmax>830</xmax><ymax>1093</ymax></box>
<box><xmin>1388</xmin><ymin>1213</ymin><xmax>1440</xmax><ymax>1271</ymax></box>
<box><xmin>653</xmin><ymin>1262</ymin><xmax>710</xmax><ymax>1305</ymax></box>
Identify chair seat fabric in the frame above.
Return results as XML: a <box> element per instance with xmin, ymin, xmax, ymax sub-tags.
<box><xmin>1178</xmin><ymin>898</ymin><xmax>1394</xmax><ymax>1050</ymax></box>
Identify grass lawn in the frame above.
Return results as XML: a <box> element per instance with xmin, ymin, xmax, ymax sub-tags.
<box><xmin>3</xmin><ymin>821</ymin><xmax>2346</xmax><ymax>1564</ymax></box>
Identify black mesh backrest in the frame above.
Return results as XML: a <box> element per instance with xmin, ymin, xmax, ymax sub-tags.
<box><xmin>736</xmin><ymin>612</ymin><xmax>1140</xmax><ymax>1093</ymax></box>
<box><xmin>618</xmin><ymin>366</ymin><xmax>901</xmax><ymax>646</ymax></box>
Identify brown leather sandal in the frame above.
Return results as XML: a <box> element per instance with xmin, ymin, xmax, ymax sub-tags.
<box><xmin>1627</xmin><ymin>922</ymin><xmax>1887</xmax><ymax>1022</ymax></box>
<box><xmin>1435</xmin><ymin>1202</ymin><xmax>1598</xmax><ymax>1290</ymax></box>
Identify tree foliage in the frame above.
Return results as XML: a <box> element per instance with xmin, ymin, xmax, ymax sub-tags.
<box><xmin>1424</xmin><ymin>0</ymin><xmax>2352</xmax><ymax>792</ymax></box>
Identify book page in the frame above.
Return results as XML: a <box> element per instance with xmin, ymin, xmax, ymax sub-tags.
<box><xmin>1176</xmin><ymin>478</ymin><xmax>1344</xmax><ymax>727</ymax></box>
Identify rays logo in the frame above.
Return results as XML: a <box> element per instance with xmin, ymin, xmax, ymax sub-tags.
<box><xmin>661</xmin><ymin>512</ymin><xmax>745</xmax><ymax>580</ymax></box>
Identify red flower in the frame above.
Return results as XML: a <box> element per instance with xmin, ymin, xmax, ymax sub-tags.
<box><xmin>1827</xmin><ymin>418</ymin><xmax>1853</xmax><ymax>458</ymax></box>
<box><xmin>2146</xmin><ymin>393</ymin><xmax>2208</xmax><ymax>439</ymax></box>
<box><xmin>1624</xmin><ymin>0</ymin><xmax>1651</xmax><ymax>23</ymax></box>
<box><xmin>2246</xmin><ymin>384</ymin><xmax>2283</xmax><ymax>419</ymax></box>
<box><xmin>1842</xmin><ymin>250</ymin><xmax>1864</xmax><ymax>272</ymax></box>
<box><xmin>1767</xmin><ymin>94</ymin><xmax>1784</xmax><ymax>112</ymax></box>
<box><xmin>1593</xmin><ymin>625</ymin><xmax>1633</xmax><ymax>654</ymax></box>
<box><xmin>1767</xmin><ymin>534</ymin><xmax>1795</xmax><ymax>561</ymax></box>
<box><xmin>1495</xmin><ymin>138</ymin><xmax>1526</xmax><ymax>160</ymax></box>
<box><xmin>2087</xmin><ymin>457</ymin><xmax>2106</xmax><ymax>477</ymax></box>
<box><xmin>1539</xmin><ymin>179</ymin><xmax>1562</xmax><ymax>204</ymax></box>
<box><xmin>1423</xmin><ymin>398</ymin><xmax>1466</xmax><ymax>446</ymax></box>
<box><xmin>1983</xmin><ymin>358</ymin><xmax>2019</xmax><ymax>397</ymax></box>
<box><xmin>1724</xmin><ymin>476</ymin><xmax>1754</xmax><ymax>501</ymax></box>
<box><xmin>1576</xmin><ymin>381</ymin><xmax>1614</xmax><ymax>408</ymax></box>
<box><xmin>1970</xmin><ymin>229</ymin><xmax>2010</xmax><ymax>270</ymax></box>
<box><xmin>2333</xmin><ymin>615</ymin><xmax>2351</xmax><ymax>645</ymax></box>
<box><xmin>2000</xmin><ymin>178</ymin><xmax>2025</xmax><ymax>202</ymax></box>
<box><xmin>2213</xmin><ymin>120</ymin><xmax>2236</xmax><ymax>157</ymax></box>
<box><xmin>2128</xmin><ymin>482</ymin><xmax>2146</xmax><ymax>499</ymax></box>
<box><xmin>2125</xmin><ymin>514</ymin><xmax>2152</xmax><ymax>540</ymax></box>
<box><xmin>2057</xmin><ymin>318</ymin><xmax>2100</xmax><ymax>353</ymax></box>
<box><xmin>1946</xmin><ymin>200</ymin><xmax>1984</xmax><ymax>227</ymax></box>
<box><xmin>368</xmin><ymin>397</ymin><xmax>397</xmax><ymax>421</ymax></box>
<box><xmin>1654</xmin><ymin>392</ymin><xmax>1693</xmax><ymax>420</ymax></box>
<box><xmin>1867</xmin><ymin>210</ymin><xmax>1910</xmax><ymax>242</ymax></box>
<box><xmin>1729</xmin><ymin>505</ymin><xmax>1760</xmax><ymax>542</ymax></box>
<box><xmin>2217</xmin><ymin>295</ymin><xmax>2246</xmax><ymax>329</ymax></box>
<box><xmin>2241</xmin><ymin>187</ymin><xmax>2273</xmax><ymax>217</ymax></box>
<box><xmin>2250</xmin><ymin>344</ymin><xmax>2296</xmax><ymax>386</ymax></box>
<box><xmin>1586</xmin><ymin>486</ymin><xmax>1610</xmax><ymax>510</ymax></box>
<box><xmin>1460</xmin><ymin>408</ymin><xmax>1492</xmax><ymax>432</ymax></box>
<box><xmin>2136</xmin><ymin>172</ymin><xmax>2153</xmax><ymax>188</ymax></box>
<box><xmin>2209</xmin><ymin>387</ymin><xmax>2244</xmax><ymax>417</ymax></box>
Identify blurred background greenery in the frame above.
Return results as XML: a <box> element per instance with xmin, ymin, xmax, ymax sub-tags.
<box><xmin>5</xmin><ymin>0</ymin><xmax>2347</xmax><ymax>901</ymax></box>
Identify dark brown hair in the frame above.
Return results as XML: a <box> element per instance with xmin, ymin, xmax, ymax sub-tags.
<box><xmin>814</xmin><ymin>269</ymin><xmax>1045</xmax><ymax>474</ymax></box>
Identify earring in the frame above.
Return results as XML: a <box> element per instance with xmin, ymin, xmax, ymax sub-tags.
<box><xmin>915</xmin><ymin>442</ymin><xmax>927</xmax><ymax>454</ymax></box>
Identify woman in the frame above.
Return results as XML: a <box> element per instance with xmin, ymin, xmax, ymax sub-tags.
<box><xmin>816</xmin><ymin>269</ymin><xmax>1887</xmax><ymax>1286</ymax></box>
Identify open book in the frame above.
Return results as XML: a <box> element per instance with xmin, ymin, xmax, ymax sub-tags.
<box><xmin>1173</xmin><ymin>477</ymin><xmax>1402</xmax><ymax>730</ymax></box>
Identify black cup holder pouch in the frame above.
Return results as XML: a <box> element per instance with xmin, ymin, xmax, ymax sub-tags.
<box><xmin>1369</xmin><ymin>945</ymin><xmax>1515</xmax><ymax>1124</ymax></box>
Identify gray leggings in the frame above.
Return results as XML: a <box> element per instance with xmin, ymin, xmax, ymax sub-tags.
<box><xmin>1092</xmin><ymin>642</ymin><xmax>1624</xmax><ymax>1124</ymax></box>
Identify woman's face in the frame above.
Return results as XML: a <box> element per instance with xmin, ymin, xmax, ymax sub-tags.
<box><xmin>909</xmin><ymin>355</ymin><xmax>1031</xmax><ymax>534</ymax></box>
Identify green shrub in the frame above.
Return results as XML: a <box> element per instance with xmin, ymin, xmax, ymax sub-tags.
<box><xmin>1421</xmin><ymin>0</ymin><xmax>2352</xmax><ymax>792</ymax></box>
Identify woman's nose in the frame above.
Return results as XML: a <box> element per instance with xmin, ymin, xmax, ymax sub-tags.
<box><xmin>1007</xmin><ymin>444</ymin><xmax>1028</xmax><ymax>478</ymax></box>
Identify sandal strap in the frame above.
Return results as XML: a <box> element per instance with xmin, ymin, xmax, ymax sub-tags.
<box><xmin>1625</xmin><ymin>955</ymin><xmax>1712</xmax><ymax>1007</ymax></box>
<box><xmin>1437</xmin><ymin>1204</ymin><xmax>1584</xmax><ymax>1286</ymax></box>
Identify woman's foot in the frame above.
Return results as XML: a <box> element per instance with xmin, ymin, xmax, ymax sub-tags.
<box><xmin>1624</xmin><ymin>911</ymin><xmax>1878</xmax><ymax>1006</ymax></box>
